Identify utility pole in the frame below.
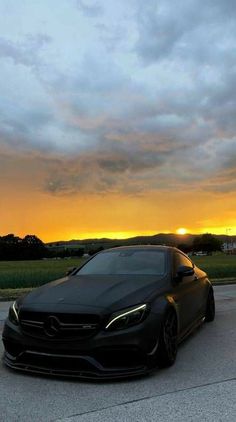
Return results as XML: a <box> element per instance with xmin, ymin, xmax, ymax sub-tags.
<box><xmin>226</xmin><ymin>228</ymin><xmax>232</xmax><ymax>254</ymax></box>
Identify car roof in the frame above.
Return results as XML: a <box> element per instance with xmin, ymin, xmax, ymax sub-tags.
<box><xmin>102</xmin><ymin>245</ymin><xmax>176</xmax><ymax>253</ymax></box>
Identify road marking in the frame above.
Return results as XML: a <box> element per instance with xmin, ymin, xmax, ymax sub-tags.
<box><xmin>52</xmin><ymin>377</ymin><xmax>236</xmax><ymax>421</ymax></box>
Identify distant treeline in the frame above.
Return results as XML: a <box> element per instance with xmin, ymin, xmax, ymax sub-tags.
<box><xmin>0</xmin><ymin>234</ymin><xmax>87</xmax><ymax>261</ymax></box>
<box><xmin>0</xmin><ymin>233</ymin><xmax>223</xmax><ymax>260</ymax></box>
<box><xmin>177</xmin><ymin>233</ymin><xmax>222</xmax><ymax>254</ymax></box>
<box><xmin>0</xmin><ymin>234</ymin><xmax>49</xmax><ymax>260</ymax></box>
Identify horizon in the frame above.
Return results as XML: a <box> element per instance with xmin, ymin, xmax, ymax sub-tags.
<box><xmin>1</xmin><ymin>230</ymin><xmax>234</xmax><ymax>244</ymax></box>
<box><xmin>1</xmin><ymin>1</ymin><xmax>235</xmax><ymax>241</ymax></box>
<box><xmin>44</xmin><ymin>230</ymin><xmax>236</xmax><ymax>243</ymax></box>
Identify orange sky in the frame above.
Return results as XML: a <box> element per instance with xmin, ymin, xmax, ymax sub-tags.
<box><xmin>1</xmin><ymin>154</ymin><xmax>235</xmax><ymax>242</ymax></box>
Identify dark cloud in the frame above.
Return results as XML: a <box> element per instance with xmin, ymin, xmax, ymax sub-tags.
<box><xmin>39</xmin><ymin>144</ymin><xmax>236</xmax><ymax>196</ymax></box>
<box><xmin>135</xmin><ymin>0</ymin><xmax>236</xmax><ymax>64</ymax></box>
<box><xmin>135</xmin><ymin>1</ymin><xmax>189</xmax><ymax>62</ymax></box>
<box><xmin>42</xmin><ymin>144</ymin><xmax>168</xmax><ymax>196</ymax></box>
<box><xmin>76</xmin><ymin>0</ymin><xmax>103</xmax><ymax>17</ymax></box>
<box><xmin>0</xmin><ymin>34</ymin><xmax>51</xmax><ymax>68</ymax></box>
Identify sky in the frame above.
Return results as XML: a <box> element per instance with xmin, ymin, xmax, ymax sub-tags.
<box><xmin>0</xmin><ymin>0</ymin><xmax>235</xmax><ymax>242</ymax></box>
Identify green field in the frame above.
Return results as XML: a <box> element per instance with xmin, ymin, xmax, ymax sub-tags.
<box><xmin>0</xmin><ymin>258</ymin><xmax>84</xmax><ymax>289</ymax></box>
<box><xmin>0</xmin><ymin>254</ymin><xmax>235</xmax><ymax>290</ymax></box>
<box><xmin>192</xmin><ymin>254</ymin><xmax>236</xmax><ymax>279</ymax></box>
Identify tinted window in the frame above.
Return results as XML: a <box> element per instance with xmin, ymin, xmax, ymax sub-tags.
<box><xmin>76</xmin><ymin>250</ymin><xmax>166</xmax><ymax>275</ymax></box>
<box><xmin>174</xmin><ymin>252</ymin><xmax>193</xmax><ymax>272</ymax></box>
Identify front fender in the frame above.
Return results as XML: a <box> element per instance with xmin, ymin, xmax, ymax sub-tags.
<box><xmin>151</xmin><ymin>294</ymin><xmax>179</xmax><ymax>333</ymax></box>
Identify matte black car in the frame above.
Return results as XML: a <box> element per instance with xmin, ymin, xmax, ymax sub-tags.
<box><xmin>2</xmin><ymin>246</ymin><xmax>215</xmax><ymax>379</ymax></box>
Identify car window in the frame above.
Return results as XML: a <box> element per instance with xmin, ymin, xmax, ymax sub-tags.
<box><xmin>76</xmin><ymin>250</ymin><xmax>166</xmax><ymax>275</ymax></box>
<box><xmin>174</xmin><ymin>252</ymin><xmax>193</xmax><ymax>273</ymax></box>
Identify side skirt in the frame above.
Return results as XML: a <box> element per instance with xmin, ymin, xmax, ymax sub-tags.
<box><xmin>178</xmin><ymin>316</ymin><xmax>205</xmax><ymax>344</ymax></box>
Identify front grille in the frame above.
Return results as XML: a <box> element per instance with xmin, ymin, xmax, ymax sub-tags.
<box><xmin>94</xmin><ymin>347</ymin><xmax>145</xmax><ymax>369</ymax></box>
<box><xmin>19</xmin><ymin>352</ymin><xmax>95</xmax><ymax>372</ymax></box>
<box><xmin>19</xmin><ymin>310</ymin><xmax>100</xmax><ymax>341</ymax></box>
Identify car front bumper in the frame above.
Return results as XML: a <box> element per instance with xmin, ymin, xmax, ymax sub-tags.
<box><xmin>2</xmin><ymin>314</ymin><xmax>161</xmax><ymax>379</ymax></box>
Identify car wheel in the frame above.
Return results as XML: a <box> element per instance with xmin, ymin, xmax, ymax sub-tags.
<box><xmin>157</xmin><ymin>310</ymin><xmax>178</xmax><ymax>368</ymax></box>
<box><xmin>205</xmin><ymin>288</ymin><xmax>215</xmax><ymax>322</ymax></box>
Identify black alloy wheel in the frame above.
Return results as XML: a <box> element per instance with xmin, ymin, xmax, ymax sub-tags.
<box><xmin>157</xmin><ymin>310</ymin><xmax>178</xmax><ymax>368</ymax></box>
<box><xmin>205</xmin><ymin>288</ymin><xmax>215</xmax><ymax>322</ymax></box>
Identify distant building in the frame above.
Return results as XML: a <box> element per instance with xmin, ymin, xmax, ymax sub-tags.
<box><xmin>222</xmin><ymin>242</ymin><xmax>236</xmax><ymax>254</ymax></box>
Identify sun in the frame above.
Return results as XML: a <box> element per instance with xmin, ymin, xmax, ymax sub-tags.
<box><xmin>176</xmin><ymin>228</ymin><xmax>187</xmax><ymax>235</ymax></box>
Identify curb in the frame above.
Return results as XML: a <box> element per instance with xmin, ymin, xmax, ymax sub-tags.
<box><xmin>212</xmin><ymin>281</ymin><xmax>236</xmax><ymax>286</ymax></box>
<box><xmin>212</xmin><ymin>278</ymin><xmax>236</xmax><ymax>285</ymax></box>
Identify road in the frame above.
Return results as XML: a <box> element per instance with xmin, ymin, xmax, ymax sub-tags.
<box><xmin>0</xmin><ymin>285</ymin><xmax>236</xmax><ymax>422</ymax></box>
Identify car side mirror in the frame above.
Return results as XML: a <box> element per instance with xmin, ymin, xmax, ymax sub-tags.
<box><xmin>176</xmin><ymin>265</ymin><xmax>194</xmax><ymax>281</ymax></box>
<box><xmin>66</xmin><ymin>267</ymin><xmax>77</xmax><ymax>276</ymax></box>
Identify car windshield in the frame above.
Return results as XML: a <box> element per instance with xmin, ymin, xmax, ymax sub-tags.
<box><xmin>76</xmin><ymin>250</ymin><xmax>166</xmax><ymax>275</ymax></box>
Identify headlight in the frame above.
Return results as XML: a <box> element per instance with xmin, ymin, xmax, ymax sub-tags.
<box><xmin>8</xmin><ymin>301</ymin><xmax>19</xmax><ymax>325</ymax></box>
<box><xmin>105</xmin><ymin>304</ymin><xmax>148</xmax><ymax>331</ymax></box>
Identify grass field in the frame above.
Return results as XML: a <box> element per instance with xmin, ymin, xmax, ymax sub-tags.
<box><xmin>192</xmin><ymin>254</ymin><xmax>236</xmax><ymax>279</ymax></box>
<box><xmin>0</xmin><ymin>254</ymin><xmax>235</xmax><ymax>290</ymax></box>
<box><xmin>0</xmin><ymin>258</ymin><xmax>84</xmax><ymax>289</ymax></box>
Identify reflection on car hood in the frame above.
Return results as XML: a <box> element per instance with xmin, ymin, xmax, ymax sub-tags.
<box><xmin>21</xmin><ymin>274</ymin><xmax>167</xmax><ymax>311</ymax></box>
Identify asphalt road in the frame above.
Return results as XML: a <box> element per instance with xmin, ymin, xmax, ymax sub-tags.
<box><xmin>0</xmin><ymin>285</ymin><xmax>236</xmax><ymax>422</ymax></box>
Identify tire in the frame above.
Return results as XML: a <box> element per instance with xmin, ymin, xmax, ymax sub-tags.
<box><xmin>156</xmin><ymin>310</ymin><xmax>178</xmax><ymax>368</ymax></box>
<box><xmin>205</xmin><ymin>288</ymin><xmax>215</xmax><ymax>322</ymax></box>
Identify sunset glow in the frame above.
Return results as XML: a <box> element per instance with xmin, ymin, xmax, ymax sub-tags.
<box><xmin>176</xmin><ymin>228</ymin><xmax>188</xmax><ymax>236</ymax></box>
<box><xmin>0</xmin><ymin>1</ymin><xmax>236</xmax><ymax>242</ymax></box>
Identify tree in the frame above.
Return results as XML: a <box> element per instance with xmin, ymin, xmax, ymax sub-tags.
<box><xmin>88</xmin><ymin>246</ymin><xmax>104</xmax><ymax>256</ymax></box>
<box><xmin>22</xmin><ymin>235</ymin><xmax>48</xmax><ymax>259</ymax></box>
<box><xmin>177</xmin><ymin>243</ymin><xmax>192</xmax><ymax>254</ymax></box>
<box><xmin>0</xmin><ymin>233</ymin><xmax>48</xmax><ymax>260</ymax></box>
<box><xmin>1</xmin><ymin>234</ymin><xmax>21</xmax><ymax>244</ymax></box>
<box><xmin>23</xmin><ymin>235</ymin><xmax>44</xmax><ymax>245</ymax></box>
<box><xmin>192</xmin><ymin>234</ymin><xmax>222</xmax><ymax>253</ymax></box>
<box><xmin>0</xmin><ymin>234</ymin><xmax>22</xmax><ymax>260</ymax></box>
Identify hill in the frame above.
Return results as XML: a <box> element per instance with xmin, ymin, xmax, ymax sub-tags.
<box><xmin>46</xmin><ymin>233</ymin><xmax>236</xmax><ymax>252</ymax></box>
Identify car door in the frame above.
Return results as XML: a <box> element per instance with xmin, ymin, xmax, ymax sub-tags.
<box><xmin>171</xmin><ymin>251</ymin><xmax>203</xmax><ymax>335</ymax></box>
<box><xmin>193</xmin><ymin>265</ymin><xmax>210</xmax><ymax>318</ymax></box>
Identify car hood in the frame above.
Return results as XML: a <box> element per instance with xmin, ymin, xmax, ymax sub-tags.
<box><xmin>21</xmin><ymin>274</ymin><xmax>167</xmax><ymax>312</ymax></box>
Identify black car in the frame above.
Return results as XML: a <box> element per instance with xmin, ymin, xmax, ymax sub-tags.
<box><xmin>2</xmin><ymin>246</ymin><xmax>215</xmax><ymax>379</ymax></box>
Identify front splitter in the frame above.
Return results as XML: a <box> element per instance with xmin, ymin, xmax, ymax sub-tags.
<box><xmin>3</xmin><ymin>352</ymin><xmax>150</xmax><ymax>380</ymax></box>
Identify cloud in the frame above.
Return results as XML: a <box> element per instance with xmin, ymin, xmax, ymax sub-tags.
<box><xmin>95</xmin><ymin>23</ymin><xmax>127</xmax><ymax>52</ymax></box>
<box><xmin>39</xmin><ymin>129</ymin><xmax>236</xmax><ymax>197</ymax></box>
<box><xmin>0</xmin><ymin>0</ymin><xmax>236</xmax><ymax>201</ymax></box>
<box><xmin>76</xmin><ymin>0</ymin><xmax>103</xmax><ymax>17</ymax></box>
<box><xmin>0</xmin><ymin>34</ymin><xmax>51</xmax><ymax>69</ymax></box>
<box><xmin>134</xmin><ymin>0</ymin><xmax>236</xmax><ymax>64</ymax></box>
<box><xmin>42</xmin><ymin>144</ymin><xmax>168</xmax><ymax>196</ymax></box>
<box><xmin>203</xmin><ymin>164</ymin><xmax>236</xmax><ymax>194</ymax></box>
